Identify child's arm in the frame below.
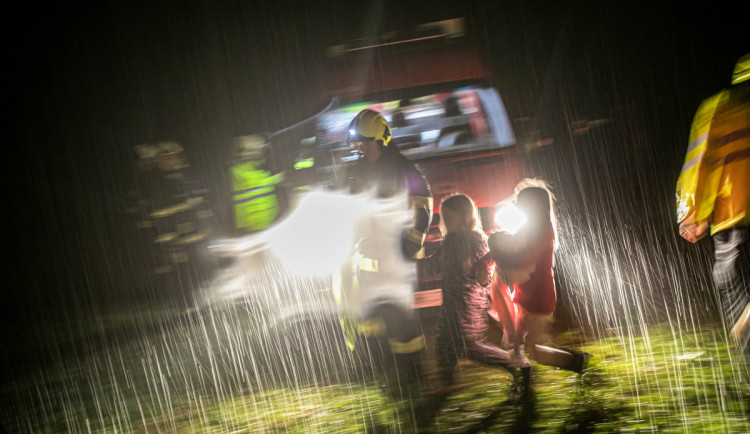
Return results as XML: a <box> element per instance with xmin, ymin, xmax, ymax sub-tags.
<box><xmin>487</xmin><ymin>269</ymin><xmax>517</xmax><ymax>341</ymax></box>
<box><xmin>474</xmin><ymin>252</ymin><xmax>494</xmax><ymax>286</ymax></box>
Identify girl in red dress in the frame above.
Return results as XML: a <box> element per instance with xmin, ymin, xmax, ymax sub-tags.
<box><xmin>488</xmin><ymin>179</ymin><xmax>587</xmax><ymax>374</ymax></box>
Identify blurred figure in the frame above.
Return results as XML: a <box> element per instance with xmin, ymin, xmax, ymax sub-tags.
<box><xmin>126</xmin><ymin>144</ymin><xmax>161</xmax><ymax>244</ymax></box>
<box><xmin>677</xmin><ymin>54</ymin><xmax>750</xmax><ymax>352</ymax></box>
<box><xmin>348</xmin><ymin>110</ymin><xmax>433</xmax><ymax>261</ymax></box>
<box><xmin>341</xmin><ymin>109</ymin><xmax>433</xmax><ymax>398</ymax></box>
<box><xmin>487</xmin><ymin>180</ymin><xmax>587</xmax><ymax>387</ymax></box>
<box><xmin>230</xmin><ymin>134</ymin><xmax>283</xmax><ymax>233</ymax></box>
<box><xmin>429</xmin><ymin>194</ymin><xmax>516</xmax><ymax>395</ymax></box>
<box><xmin>290</xmin><ymin>136</ymin><xmax>316</xmax><ymax>192</ymax></box>
<box><xmin>127</xmin><ymin>144</ymin><xmax>160</xmax><ymax>229</ymax></box>
<box><xmin>124</xmin><ymin>144</ymin><xmax>162</xmax><ymax>294</ymax></box>
<box><xmin>150</xmin><ymin>141</ymin><xmax>215</xmax><ymax>295</ymax></box>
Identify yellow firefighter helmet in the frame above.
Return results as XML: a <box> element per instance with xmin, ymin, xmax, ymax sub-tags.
<box><xmin>347</xmin><ymin>109</ymin><xmax>392</xmax><ymax>147</ymax></box>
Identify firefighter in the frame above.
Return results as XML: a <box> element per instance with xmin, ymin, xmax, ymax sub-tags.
<box><xmin>151</xmin><ymin>141</ymin><xmax>215</xmax><ymax>294</ymax></box>
<box><xmin>348</xmin><ymin>109</ymin><xmax>433</xmax><ymax>258</ymax></box>
<box><xmin>677</xmin><ymin>54</ymin><xmax>750</xmax><ymax>353</ymax></box>
<box><xmin>340</xmin><ymin>109</ymin><xmax>433</xmax><ymax>398</ymax></box>
<box><xmin>230</xmin><ymin>135</ymin><xmax>284</xmax><ymax>233</ymax></box>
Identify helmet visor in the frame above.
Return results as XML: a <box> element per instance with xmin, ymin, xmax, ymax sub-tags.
<box><xmin>347</xmin><ymin>127</ymin><xmax>376</xmax><ymax>147</ymax></box>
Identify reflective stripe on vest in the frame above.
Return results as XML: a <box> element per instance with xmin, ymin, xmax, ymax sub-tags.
<box><xmin>233</xmin><ymin>189</ymin><xmax>276</xmax><ymax>204</ymax></box>
<box><xmin>294</xmin><ymin>157</ymin><xmax>314</xmax><ymax>170</ymax></box>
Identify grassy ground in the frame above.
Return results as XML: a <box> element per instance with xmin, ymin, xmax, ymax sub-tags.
<box><xmin>145</xmin><ymin>326</ymin><xmax>747</xmax><ymax>433</ymax></box>
<box><xmin>3</xmin><ymin>309</ymin><xmax>749</xmax><ymax>433</ymax></box>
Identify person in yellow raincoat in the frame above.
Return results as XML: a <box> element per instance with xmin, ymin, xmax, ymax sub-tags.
<box><xmin>676</xmin><ymin>54</ymin><xmax>750</xmax><ymax>352</ymax></box>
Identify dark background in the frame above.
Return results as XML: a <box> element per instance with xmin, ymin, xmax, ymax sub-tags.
<box><xmin>5</xmin><ymin>0</ymin><xmax>747</xmax><ymax>362</ymax></box>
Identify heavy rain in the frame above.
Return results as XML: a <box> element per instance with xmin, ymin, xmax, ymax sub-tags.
<box><xmin>4</xmin><ymin>1</ymin><xmax>749</xmax><ymax>432</ymax></box>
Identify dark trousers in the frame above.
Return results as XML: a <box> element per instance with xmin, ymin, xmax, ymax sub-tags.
<box><xmin>356</xmin><ymin>303</ymin><xmax>424</xmax><ymax>397</ymax></box>
<box><xmin>714</xmin><ymin>226</ymin><xmax>750</xmax><ymax>353</ymax></box>
<box><xmin>435</xmin><ymin>309</ymin><xmax>513</xmax><ymax>384</ymax></box>
<box><xmin>372</xmin><ymin>303</ymin><xmax>422</xmax><ymax>345</ymax></box>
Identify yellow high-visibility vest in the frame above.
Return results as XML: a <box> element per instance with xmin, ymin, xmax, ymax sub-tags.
<box><xmin>231</xmin><ymin>161</ymin><xmax>283</xmax><ymax>232</ymax></box>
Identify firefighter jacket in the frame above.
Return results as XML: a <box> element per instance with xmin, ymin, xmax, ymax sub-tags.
<box><xmin>676</xmin><ymin>82</ymin><xmax>750</xmax><ymax>235</ymax></box>
<box><xmin>231</xmin><ymin>161</ymin><xmax>283</xmax><ymax>232</ymax></box>
<box><xmin>151</xmin><ymin>169</ymin><xmax>214</xmax><ymax>251</ymax></box>
<box><xmin>349</xmin><ymin>148</ymin><xmax>433</xmax><ymax>259</ymax></box>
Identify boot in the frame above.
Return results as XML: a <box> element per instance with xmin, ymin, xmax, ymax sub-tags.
<box><xmin>570</xmin><ymin>351</ymin><xmax>591</xmax><ymax>374</ymax></box>
<box><xmin>519</xmin><ymin>365</ymin><xmax>533</xmax><ymax>401</ymax></box>
<box><xmin>511</xmin><ymin>365</ymin><xmax>533</xmax><ymax>401</ymax></box>
<box><xmin>383</xmin><ymin>352</ymin><xmax>423</xmax><ymax>400</ymax></box>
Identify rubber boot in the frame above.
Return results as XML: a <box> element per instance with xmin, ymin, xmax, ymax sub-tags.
<box><xmin>384</xmin><ymin>351</ymin><xmax>424</xmax><ymax>400</ymax></box>
<box><xmin>570</xmin><ymin>351</ymin><xmax>591</xmax><ymax>374</ymax></box>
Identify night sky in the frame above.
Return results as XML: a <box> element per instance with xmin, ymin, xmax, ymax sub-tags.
<box><xmin>5</xmin><ymin>0</ymin><xmax>747</xmax><ymax>369</ymax></box>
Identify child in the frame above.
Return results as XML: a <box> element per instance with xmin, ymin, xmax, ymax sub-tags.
<box><xmin>431</xmin><ymin>193</ymin><xmax>518</xmax><ymax>391</ymax></box>
<box><xmin>488</xmin><ymin>179</ymin><xmax>587</xmax><ymax>374</ymax></box>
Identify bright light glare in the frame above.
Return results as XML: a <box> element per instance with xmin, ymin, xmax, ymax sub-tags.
<box><xmin>267</xmin><ymin>191</ymin><xmax>373</xmax><ymax>276</ymax></box>
<box><xmin>494</xmin><ymin>204</ymin><xmax>526</xmax><ymax>234</ymax></box>
<box><xmin>349</xmin><ymin>128</ymin><xmax>356</xmax><ymax>136</ymax></box>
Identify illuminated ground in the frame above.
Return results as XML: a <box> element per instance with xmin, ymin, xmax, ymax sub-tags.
<box><xmin>3</xmin><ymin>305</ymin><xmax>748</xmax><ymax>433</ymax></box>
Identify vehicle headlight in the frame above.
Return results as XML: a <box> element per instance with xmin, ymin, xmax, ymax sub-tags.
<box><xmin>494</xmin><ymin>204</ymin><xmax>526</xmax><ymax>235</ymax></box>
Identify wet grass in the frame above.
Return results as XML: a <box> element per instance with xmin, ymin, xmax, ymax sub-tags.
<box><xmin>3</xmin><ymin>318</ymin><xmax>749</xmax><ymax>433</ymax></box>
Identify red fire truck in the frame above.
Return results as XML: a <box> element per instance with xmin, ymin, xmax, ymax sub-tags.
<box><xmin>311</xmin><ymin>18</ymin><xmax>527</xmax><ymax>308</ymax></box>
